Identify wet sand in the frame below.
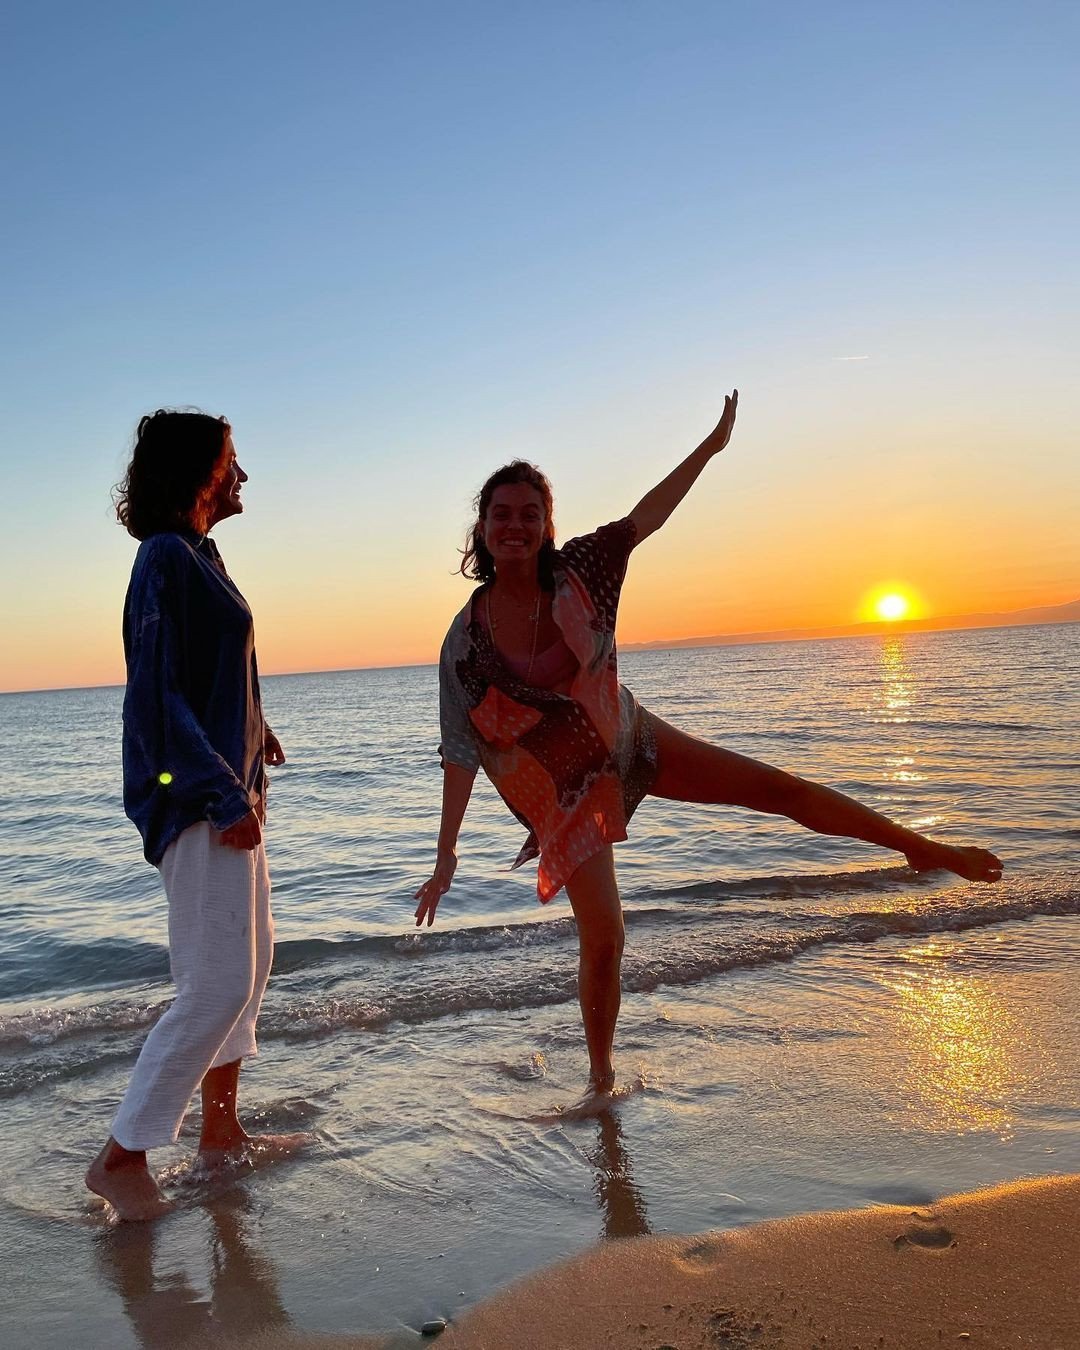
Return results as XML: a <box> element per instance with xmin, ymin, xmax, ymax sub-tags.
<box><xmin>176</xmin><ymin>1173</ymin><xmax>1079</xmax><ymax>1349</ymax></box>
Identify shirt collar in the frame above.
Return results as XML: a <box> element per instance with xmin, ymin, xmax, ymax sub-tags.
<box><xmin>176</xmin><ymin>526</ymin><xmax>224</xmax><ymax>562</ymax></box>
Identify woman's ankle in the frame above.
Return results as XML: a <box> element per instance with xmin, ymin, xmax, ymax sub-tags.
<box><xmin>98</xmin><ymin>1138</ymin><xmax>147</xmax><ymax>1171</ymax></box>
<box><xmin>198</xmin><ymin>1122</ymin><xmax>251</xmax><ymax>1152</ymax></box>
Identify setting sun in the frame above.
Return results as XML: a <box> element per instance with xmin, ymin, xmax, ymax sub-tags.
<box><xmin>858</xmin><ymin>585</ymin><xmax>924</xmax><ymax>626</ymax></box>
<box><xmin>875</xmin><ymin>593</ymin><xmax>910</xmax><ymax>622</ymax></box>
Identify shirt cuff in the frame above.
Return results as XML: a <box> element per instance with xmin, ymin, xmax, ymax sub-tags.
<box><xmin>207</xmin><ymin>790</ymin><xmax>255</xmax><ymax>833</ymax></box>
<box><xmin>439</xmin><ymin>742</ymin><xmax>480</xmax><ymax>774</ymax></box>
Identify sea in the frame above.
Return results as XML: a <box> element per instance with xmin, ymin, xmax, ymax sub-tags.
<box><xmin>1</xmin><ymin>625</ymin><xmax>1077</xmax><ymax>1348</ymax></box>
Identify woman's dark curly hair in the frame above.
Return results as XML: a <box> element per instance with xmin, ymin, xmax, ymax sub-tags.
<box><xmin>460</xmin><ymin>460</ymin><xmax>558</xmax><ymax>588</ymax></box>
<box><xmin>114</xmin><ymin>409</ymin><xmax>231</xmax><ymax>541</ymax></box>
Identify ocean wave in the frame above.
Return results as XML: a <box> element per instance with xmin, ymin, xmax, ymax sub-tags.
<box><xmin>272</xmin><ymin>918</ymin><xmax>582</xmax><ymax>971</ymax></box>
<box><xmin>0</xmin><ymin>996</ymin><xmax>166</xmax><ymax>1051</ymax></box>
<box><xmin>259</xmin><ymin>879</ymin><xmax>1080</xmax><ymax>1025</ymax></box>
<box><xmin>2</xmin><ymin>904</ymin><xmax>757</xmax><ymax>1000</ymax></box>
<box><xmin>630</xmin><ymin>862</ymin><xmax>924</xmax><ymax>903</ymax></box>
<box><xmin>6</xmin><ymin>864</ymin><xmax>1076</xmax><ymax>1007</ymax></box>
<box><xmin>0</xmin><ymin>937</ymin><xmax>170</xmax><ymax>1001</ymax></box>
<box><xmin>867</xmin><ymin>718</ymin><xmax>1045</xmax><ymax>733</ymax></box>
<box><xmin>619</xmin><ymin>886</ymin><xmax>1080</xmax><ymax>996</ymax></box>
<box><xmin>2</xmin><ymin>874</ymin><xmax>1075</xmax><ymax>1083</ymax></box>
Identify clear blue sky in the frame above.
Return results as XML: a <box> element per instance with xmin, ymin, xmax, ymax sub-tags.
<box><xmin>2</xmin><ymin>1</ymin><xmax>1077</xmax><ymax>689</ymax></box>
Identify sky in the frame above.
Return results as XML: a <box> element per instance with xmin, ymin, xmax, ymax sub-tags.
<box><xmin>2</xmin><ymin>1</ymin><xmax>1077</xmax><ymax>692</ymax></box>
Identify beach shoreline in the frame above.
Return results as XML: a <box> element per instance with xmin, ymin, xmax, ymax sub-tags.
<box><xmin>205</xmin><ymin>1173</ymin><xmax>1080</xmax><ymax>1349</ymax></box>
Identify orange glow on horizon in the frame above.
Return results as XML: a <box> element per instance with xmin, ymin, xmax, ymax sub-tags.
<box><xmin>0</xmin><ymin>550</ymin><xmax>1073</xmax><ymax>693</ymax></box>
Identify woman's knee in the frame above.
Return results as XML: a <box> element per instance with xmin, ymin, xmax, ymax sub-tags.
<box><xmin>766</xmin><ymin>770</ymin><xmax>810</xmax><ymax>817</ymax></box>
<box><xmin>649</xmin><ymin>715</ymin><xmax>805</xmax><ymax>812</ymax></box>
<box><xmin>579</xmin><ymin>921</ymin><xmax>625</xmax><ymax>970</ymax></box>
<box><xmin>177</xmin><ymin>963</ymin><xmax>257</xmax><ymax>1029</ymax></box>
<box><xmin>566</xmin><ymin>845</ymin><xmax>624</xmax><ymax>965</ymax></box>
<box><xmin>221</xmin><ymin>963</ymin><xmax>258</xmax><ymax>1016</ymax></box>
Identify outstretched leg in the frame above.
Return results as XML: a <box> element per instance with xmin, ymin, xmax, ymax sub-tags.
<box><xmin>648</xmin><ymin>716</ymin><xmax>1002</xmax><ymax>882</ymax></box>
<box><xmin>564</xmin><ymin>845</ymin><xmax>625</xmax><ymax>1092</ymax></box>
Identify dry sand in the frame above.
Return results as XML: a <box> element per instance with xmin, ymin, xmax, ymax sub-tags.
<box><xmin>184</xmin><ymin>1174</ymin><xmax>1080</xmax><ymax>1350</ymax></box>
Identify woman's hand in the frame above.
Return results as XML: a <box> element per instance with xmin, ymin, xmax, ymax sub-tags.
<box><xmin>263</xmin><ymin>728</ymin><xmax>286</xmax><ymax>766</ymax></box>
<box><xmin>220</xmin><ymin>809</ymin><xmax>262</xmax><ymax>851</ymax></box>
<box><xmin>628</xmin><ymin>387</ymin><xmax>739</xmax><ymax>543</ymax></box>
<box><xmin>702</xmin><ymin>388</ymin><xmax>738</xmax><ymax>458</ymax></box>
<box><xmin>414</xmin><ymin>848</ymin><xmax>458</xmax><ymax>927</ymax></box>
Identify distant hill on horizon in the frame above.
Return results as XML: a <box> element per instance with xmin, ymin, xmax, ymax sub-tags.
<box><xmin>621</xmin><ymin>598</ymin><xmax>1080</xmax><ymax>653</ymax></box>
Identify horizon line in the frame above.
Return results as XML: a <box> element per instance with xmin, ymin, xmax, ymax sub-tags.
<box><xmin>621</xmin><ymin>598</ymin><xmax>1080</xmax><ymax>654</ymax></box>
<box><xmin>2</xmin><ymin>611</ymin><xmax>1076</xmax><ymax>698</ymax></box>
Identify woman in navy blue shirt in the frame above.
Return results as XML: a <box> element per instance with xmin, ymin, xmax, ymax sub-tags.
<box><xmin>86</xmin><ymin>410</ymin><xmax>295</xmax><ymax>1221</ymax></box>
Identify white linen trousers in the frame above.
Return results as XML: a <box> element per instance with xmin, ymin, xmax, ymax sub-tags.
<box><xmin>111</xmin><ymin>821</ymin><xmax>274</xmax><ymax>1151</ymax></box>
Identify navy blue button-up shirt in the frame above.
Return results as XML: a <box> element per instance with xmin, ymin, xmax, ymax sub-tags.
<box><xmin>122</xmin><ymin>529</ymin><xmax>266</xmax><ymax>865</ymax></box>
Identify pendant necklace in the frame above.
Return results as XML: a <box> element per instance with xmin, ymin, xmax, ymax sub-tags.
<box><xmin>487</xmin><ymin>588</ymin><xmax>541</xmax><ymax>682</ymax></box>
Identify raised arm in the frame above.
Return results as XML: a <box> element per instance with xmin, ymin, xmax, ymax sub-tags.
<box><xmin>628</xmin><ymin>390</ymin><xmax>738</xmax><ymax>544</ymax></box>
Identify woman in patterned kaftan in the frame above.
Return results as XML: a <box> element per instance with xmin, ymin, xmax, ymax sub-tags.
<box><xmin>416</xmin><ymin>390</ymin><xmax>1004</xmax><ymax>1096</ymax></box>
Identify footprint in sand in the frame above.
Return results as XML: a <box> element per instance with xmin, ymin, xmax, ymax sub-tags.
<box><xmin>672</xmin><ymin>1235</ymin><xmax>728</xmax><ymax>1272</ymax></box>
<box><xmin>892</xmin><ymin>1211</ymin><xmax>956</xmax><ymax>1251</ymax></box>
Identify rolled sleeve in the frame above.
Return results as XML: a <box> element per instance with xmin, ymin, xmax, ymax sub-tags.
<box><xmin>559</xmin><ymin>518</ymin><xmax>638</xmax><ymax>629</ymax></box>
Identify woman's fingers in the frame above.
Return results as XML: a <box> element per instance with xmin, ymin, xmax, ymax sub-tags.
<box><xmin>413</xmin><ymin>877</ymin><xmax>446</xmax><ymax>925</ymax></box>
<box><xmin>413</xmin><ymin>853</ymin><xmax>458</xmax><ymax>924</ymax></box>
<box><xmin>707</xmin><ymin>389</ymin><xmax>738</xmax><ymax>452</ymax></box>
<box><xmin>415</xmin><ymin>895</ymin><xmax>439</xmax><ymax>926</ymax></box>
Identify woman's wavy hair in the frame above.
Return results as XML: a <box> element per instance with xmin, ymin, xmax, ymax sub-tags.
<box><xmin>114</xmin><ymin>410</ymin><xmax>231</xmax><ymax>540</ymax></box>
<box><xmin>460</xmin><ymin>460</ymin><xmax>558</xmax><ymax>588</ymax></box>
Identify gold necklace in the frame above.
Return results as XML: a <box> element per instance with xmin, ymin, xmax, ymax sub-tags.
<box><xmin>487</xmin><ymin>589</ymin><xmax>542</xmax><ymax>682</ymax></box>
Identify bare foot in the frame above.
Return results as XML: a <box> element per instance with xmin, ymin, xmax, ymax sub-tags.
<box><xmin>905</xmin><ymin>841</ymin><xmax>1003</xmax><ymax>883</ymax></box>
<box><xmin>554</xmin><ymin>1077</ymin><xmax>621</xmax><ymax>1121</ymax></box>
<box><xmin>86</xmin><ymin>1140</ymin><xmax>173</xmax><ymax>1222</ymax></box>
<box><xmin>245</xmin><ymin>1131</ymin><xmax>310</xmax><ymax>1157</ymax></box>
<box><xmin>552</xmin><ymin>1071</ymin><xmax>616</xmax><ymax>1120</ymax></box>
<box><xmin>198</xmin><ymin>1131</ymin><xmax>311</xmax><ymax>1171</ymax></box>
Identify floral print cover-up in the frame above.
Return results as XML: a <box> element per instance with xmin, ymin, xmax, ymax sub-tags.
<box><xmin>439</xmin><ymin>517</ymin><xmax>657</xmax><ymax>901</ymax></box>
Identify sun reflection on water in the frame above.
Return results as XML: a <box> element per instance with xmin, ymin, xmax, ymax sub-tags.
<box><xmin>884</xmin><ymin>941</ymin><xmax>1035</xmax><ymax>1137</ymax></box>
<box><xmin>875</xmin><ymin>636</ymin><xmax>932</xmax><ymax>807</ymax></box>
<box><xmin>876</xmin><ymin>634</ymin><xmax>915</xmax><ymax>726</ymax></box>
